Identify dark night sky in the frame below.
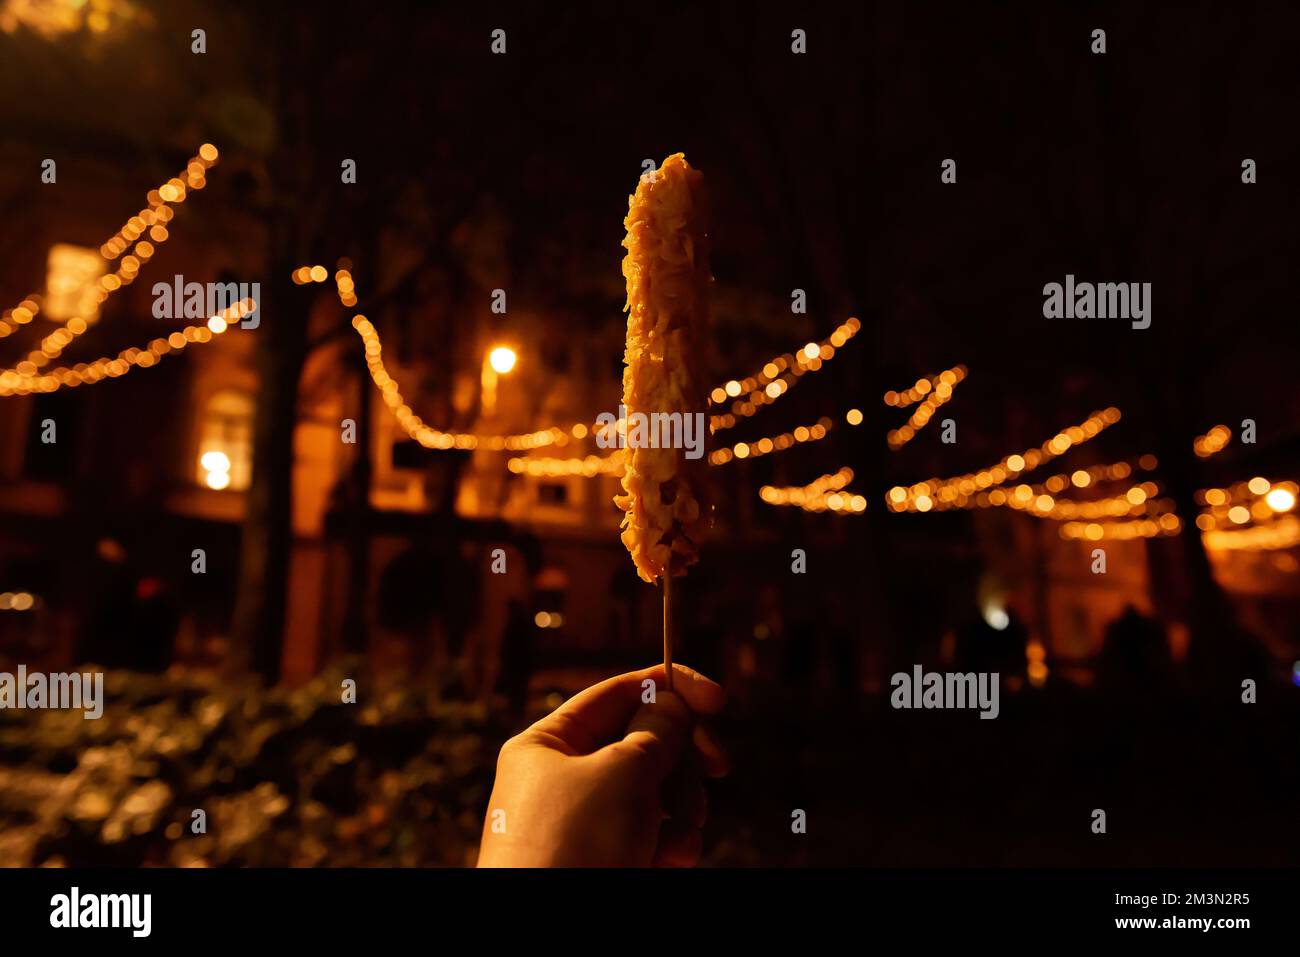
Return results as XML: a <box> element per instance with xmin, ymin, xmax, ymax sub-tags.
<box><xmin>3</xmin><ymin>0</ymin><xmax>1299</xmax><ymax>476</ymax></box>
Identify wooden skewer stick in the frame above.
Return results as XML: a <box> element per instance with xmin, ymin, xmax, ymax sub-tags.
<box><xmin>662</xmin><ymin>572</ymin><xmax>674</xmax><ymax>693</ymax></box>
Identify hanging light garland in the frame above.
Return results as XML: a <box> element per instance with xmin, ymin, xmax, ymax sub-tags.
<box><xmin>760</xmin><ymin>467</ymin><xmax>866</xmax><ymax>513</ymax></box>
<box><xmin>1</xmin><ymin>144</ymin><xmax>219</xmax><ymax>370</ymax></box>
<box><xmin>1058</xmin><ymin>515</ymin><xmax>1182</xmax><ymax>541</ymax></box>
<box><xmin>709</xmin><ymin>317</ymin><xmax>861</xmax><ymax>431</ymax></box>
<box><xmin>884</xmin><ymin>367</ymin><xmax>963</xmax><ymax>409</ymax></box>
<box><xmin>5</xmin><ymin>148</ymin><xmax>1286</xmax><ymax>562</ymax></box>
<box><xmin>887</xmin><ymin>365</ymin><xmax>967</xmax><ymax>449</ymax></box>
<box><xmin>885</xmin><ymin>407</ymin><xmax>1123</xmax><ymax>512</ymax></box>
<box><xmin>330</xmin><ymin>260</ymin><xmax>862</xmax><ymax>454</ymax></box>
<box><xmin>334</xmin><ymin>268</ymin><xmax>357</xmax><ymax>307</ymax></box>
<box><xmin>0</xmin><ymin>298</ymin><xmax>254</xmax><ymax>396</ymax></box>
<box><xmin>504</xmin><ymin>414</ymin><xmax>841</xmax><ymax>476</ymax></box>
<box><xmin>709</xmin><ymin>415</ymin><xmax>834</xmax><ymax>465</ymax></box>
<box><xmin>1203</xmin><ymin>515</ymin><xmax>1300</xmax><ymax>552</ymax></box>
<box><xmin>1030</xmin><ymin>456</ymin><xmax>1158</xmax><ymax>493</ymax></box>
<box><xmin>1195</xmin><ymin>477</ymin><xmax>1298</xmax><ymax>533</ymax></box>
<box><xmin>507</xmin><ymin>451</ymin><xmax>627</xmax><ymax>477</ymax></box>
<box><xmin>0</xmin><ymin>297</ymin><xmax>43</xmax><ymax>340</ymax></box>
<box><xmin>784</xmin><ymin>488</ymin><xmax>869</xmax><ymax>513</ymax></box>
<box><xmin>318</xmin><ymin>261</ymin><xmax>1296</xmax><ymax>550</ymax></box>
<box><xmin>351</xmin><ymin>313</ymin><xmax>570</xmax><ymax>451</ymax></box>
<box><xmin>1193</xmin><ymin>423</ymin><xmax>1231</xmax><ymax>458</ymax></box>
<box><xmin>761</xmin><ymin>466</ymin><xmax>854</xmax><ymax>502</ymax></box>
<box><xmin>998</xmin><ymin>482</ymin><xmax>1173</xmax><ymax>522</ymax></box>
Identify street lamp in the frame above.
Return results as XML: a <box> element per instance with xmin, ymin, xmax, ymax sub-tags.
<box><xmin>482</xmin><ymin>344</ymin><xmax>518</xmax><ymax>417</ymax></box>
<box><xmin>488</xmin><ymin>346</ymin><xmax>517</xmax><ymax>375</ymax></box>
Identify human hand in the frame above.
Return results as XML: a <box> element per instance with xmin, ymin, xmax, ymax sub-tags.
<box><xmin>476</xmin><ymin>663</ymin><xmax>729</xmax><ymax>867</ymax></box>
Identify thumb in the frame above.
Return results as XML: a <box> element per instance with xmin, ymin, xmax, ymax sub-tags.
<box><xmin>598</xmin><ymin>690</ymin><xmax>692</xmax><ymax>784</ymax></box>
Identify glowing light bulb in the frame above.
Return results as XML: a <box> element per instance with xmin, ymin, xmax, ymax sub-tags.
<box><xmin>983</xmin><ymin>602</ymin><xmax>1010</xmax><ymax>631</ymax></box>
<box><xmin>488</xmin><ymin>346</ymin><xmax>517</xmax><ymax>374</ymax></box>
<box><xmin>1265</xmin><ymin>488</ymin><xmax>1296</xmax><ymax>513</ymax></box>
<box><xmin>200</xmin><ymin>450</ymin><xmax>231</xmax><ymax>473</ymax></box>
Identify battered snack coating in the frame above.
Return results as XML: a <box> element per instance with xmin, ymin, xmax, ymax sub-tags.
<box><xmin>614</xmin><ymin>153</ymin><xmax>712</xmax><ymax>583</ymax></box>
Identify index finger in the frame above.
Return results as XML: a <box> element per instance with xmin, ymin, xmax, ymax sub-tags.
<box><xmin>525</xmin><ymin>663</ymin><xmax>725</xmax><ymax>755</ymax></box>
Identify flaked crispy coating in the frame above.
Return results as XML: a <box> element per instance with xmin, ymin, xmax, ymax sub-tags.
<box><xmin>614</xmin><ymin>153</ymin><xmax>712</xmax><ymax>583</ymax></box>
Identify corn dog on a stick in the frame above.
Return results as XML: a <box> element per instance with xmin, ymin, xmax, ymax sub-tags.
<box><xmin>614</xmin><ymin>153</ymin><xmax>713</xmax><ymax>615</ymax></box>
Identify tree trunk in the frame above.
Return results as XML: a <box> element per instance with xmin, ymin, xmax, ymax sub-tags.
<box><xmin>340</xmin><ymin>342</ymin><xmax>373</xmax><ymax>655</ymax></box>
<box><xmin>228</xmin><ymin>239</ymin><xmax>307</xmax><ymax>682</ymax></box>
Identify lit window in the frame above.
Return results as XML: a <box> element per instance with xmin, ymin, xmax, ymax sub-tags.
<box><xmin>197</xmin><ymin>390</ymin><xmax>253</xmax><ymax>490</ymax></box>
<box><xmin>45</xmin><ymin>244</ymin><xmax>105</xmax><ymax>321</ymax></box>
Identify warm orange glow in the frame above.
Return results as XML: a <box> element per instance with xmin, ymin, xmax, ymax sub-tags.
<box><xmin>1265</xmin><ymin>487</ymin><xmax>1297</xmax><ymax>513</ymax></box>
<box><xmin>488</xmin><ymin>345</ymin><xmax>517</xmax><ymax>374</ymax></box>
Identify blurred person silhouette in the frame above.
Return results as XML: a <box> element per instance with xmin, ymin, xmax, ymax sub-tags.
<box><xmin>82</xmin><ymin>548</ymin><xmax>176</xmax><ymax>673</ymax></box>
<box><xmin>955</xmin><ymin>607</ymin><xmax>1029</xmax><ymax>683</ymax></box>
<box><xmin>1098</xmin><ymin>604</ymin><xmax>1174</xmax><ymax>700</ymax></box>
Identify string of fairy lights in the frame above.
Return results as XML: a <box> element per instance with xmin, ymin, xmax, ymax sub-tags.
<box><xmin>319</xmin><ymin>255</ymin><xmax>863</xmax><ymax>454</ymax></box>
<box><xmin>1193</xmin><ymin>423</ymin><xmax>1231</xmax><ymax>458</ymax></box>
<box><xmin>884</xmin><ymin>407</ymin><xmax>1125</xmax><ymax>513</ymax></box>
<box><xmin>508</xmin><ymin>450</ymin><xmax>627</xmax><ymax>478</ymax></box>
<box><xmin>0</xmin><ymin>298</ymin><xmax>41</xmax><ymax>341</ymax></box>
<box><xmin>760</xmin><ymin>467</ymin><xmax>867</xmax><ymax>513</ymax></box>
<box><xmin>874</xmin><ymin>383</ymin><xmax>1295</xmax><ymax>547</ymax></box>
<box><xmin>313</xmin><ymin>258</ymin><xmax>866</xmax><ymax>460</ymax></box>
<box><xmin>1203</xmin><ymin>514</ymin><xmax>1300</xmax><ymax>551</ymax></box>
<box><xmin>709</xmin><ymin>416</ymin><xmax>834</xmax><ymax>465</ymax></box>
<box><xmin>886</xmin><ymin>364</ymin><xmax>967</xmax><ymax>450</ymax></box>
<box><xmin>0</xmin><ymin>300</ymin><xmax>254</xmax><ymax>396</ymax></box>
<box><xmin>0</xmin><ymin>146</ymin><xmax>251</xmax><ymax>397</ymax></box>
<box><xmin>2</xmin><ymin>143</ymin><xmax>1293</xmax><ymax>559</ymax></box>
<box><xmin>1</xmin><ymin>144</ymin><xmax>218</xmax><ymax>376</ymax></box>
<box><xmin>351</xmin><ymin>313</ymin><xmax>571</xmax><ymax>451</ymax></box>
<box><xmin>341</xmin><ymin>281</ymin><xmax>1297</xmax><ymax>550</ymax></box>
<box><xmin>709</xmin><ymin>317</ymin><xmax>860</xmax><ymax>431</ymax></box>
